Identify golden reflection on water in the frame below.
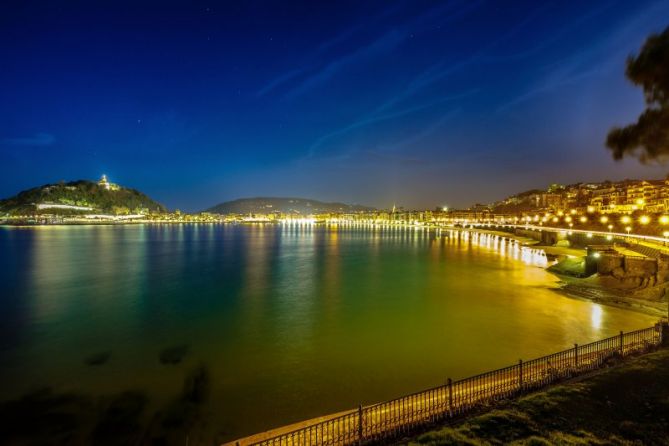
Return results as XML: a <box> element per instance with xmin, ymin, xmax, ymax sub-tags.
<box><xmin>0</xmin><ymin>224</ymin><xmax>658</xmax><ymax>441</ymax></box>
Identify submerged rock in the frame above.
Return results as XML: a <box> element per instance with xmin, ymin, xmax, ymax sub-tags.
<box><xmin>91</xmin><ymin>391</ymin><xmax>148</xmax><ymax>445</ymax></box>
<box><xmin>84</xmin><ymin>351</ymin><xmax>111</xmax><ymax>366</ymax></box>
<box><xmin>181</xmin><ymin>364</ymin><xmax>210</xmax><ymax>405</ymax></box>
<box><xmin>0</xmin><ymin>388</ymin><xmax>93</xmax><ymax>444</ymax></box>
<box><xmin>159</xmin><ymin>345</ymin><xmax>189</xmax><ymax>365</ymax></box>
<box><xmin>155</xmin><ymin>364</ymin><xmax>211</xmax><ymax>437</ymax></box>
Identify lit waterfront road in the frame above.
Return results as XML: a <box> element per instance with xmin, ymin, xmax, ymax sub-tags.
<box><xmin>466</xmin><ymin>223</ymin><xmax>669</xmax><ymax>250</ymax></box>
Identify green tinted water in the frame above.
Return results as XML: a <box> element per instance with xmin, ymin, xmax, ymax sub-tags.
<box><xmin>0</xmin><ymin>224</ymin><xmax>656</xmax><ymax>440</ymax></box>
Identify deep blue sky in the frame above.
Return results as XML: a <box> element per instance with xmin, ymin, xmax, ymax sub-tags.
<box><xmin>2</xmin><ymin>0</ymin><xmax>669</xmax><ymax>211</ymax></box>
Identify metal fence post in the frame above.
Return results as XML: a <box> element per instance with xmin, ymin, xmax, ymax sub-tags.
<box><xmin>619</xmin><ymin>330</ymin><xmax>624</xmax><ymax>355</ymax></box>
<box><xmin>358</xmin><ymin>404</ymin><xmax>363</xmax><ymax>444</ymax></box>
<box><xmin>447</xmin><ymin>378</ymin><xmax>453</xmax><ymax>417</ymax></box>
<box><xmin>574</xmin><ymin>343</ymin><xmax>578</xmax><ymax>368</ymax></box>
<box><xmin>518</xmin><ymin>359</ymin><xmax>523</xmax><ymax>392</ymax></box>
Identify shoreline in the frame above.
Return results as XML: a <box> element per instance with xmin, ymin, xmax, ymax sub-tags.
<box><xmin>456</xmin><ymin>227</ymin><xmax>667</xmax><ymax>318</ymax></box>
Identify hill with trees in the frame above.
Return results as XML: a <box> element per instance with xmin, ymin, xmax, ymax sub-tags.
<box><xmin>0</xmin><ymin>179</ymin><xmax>166</xmax><ymax>215</ymax></box>
<box><xmin>205</xmin><ymin>197</ymin><xmax>374</xmax><ymax>215</ymax></box>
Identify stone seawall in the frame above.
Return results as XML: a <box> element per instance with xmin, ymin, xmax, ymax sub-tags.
<box><xmin>595</xmin><ymin>251</ymin><xmax>669</xmax><ymax>288</ymax></box>
<box><xmin>513</xmin><ymin>228</ymin><xmax>566</xmax><ymax>245</ymax></box>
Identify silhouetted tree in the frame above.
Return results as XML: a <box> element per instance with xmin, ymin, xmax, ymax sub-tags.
<box><xmin>607</xmin><ymin>26</ymin><xmax>669</xmax><ymax>162</ymax></box>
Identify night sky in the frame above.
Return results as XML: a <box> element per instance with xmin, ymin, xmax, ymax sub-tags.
<box><xmin>2</xmin><ymin>1</ymin><xmax>669</xmax><ymax>211</ymax></box>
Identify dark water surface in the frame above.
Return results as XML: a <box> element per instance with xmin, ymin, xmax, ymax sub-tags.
<box><xmin>0</xmin><ymin>224</ymin><xmax>656</xmax><ymax>440</ymax></box>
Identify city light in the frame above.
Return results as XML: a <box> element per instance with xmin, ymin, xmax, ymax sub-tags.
<box><xmin>660</xmin><ymin>215</ymin><xmax>669</xmax><ymax>225</ymax></box>
<box><xmin>600</xmin><ymin>216</ymin><xmax>608</xmax><ymax>224</ymax></box>
<box><xmin>621</xmin><ymin>216</ymin><xmax>631</xmax><ymax>224</ymax></box>
<box><xmin>579</xmin><ymin>216</ymin><xmax>587</xmax><ymax>223</ymax></box>
<box><xmin>640</xmin><ymin>215</ymin><xmax>650</xmax><ymax>225</ymax></box>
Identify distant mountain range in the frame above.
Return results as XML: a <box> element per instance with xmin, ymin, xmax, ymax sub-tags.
<box><xmin>205</xmin><ymin>197</ymin><xmax>375</xmax><ymax>214</ymax></box>
<box><xmin>0</xmin><ymin>178</ymin><xmax>166</xmax><ymax>215</ymax></box>
<box><xmin>0</xmin><ymin>178</ymin><xmax>375</xmax><ymax>216</ymax></box>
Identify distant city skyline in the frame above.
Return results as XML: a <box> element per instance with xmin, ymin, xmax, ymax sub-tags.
<box><xmin>2</xmin><ymin>1</ymin><xmax>669</xmax><ymax>211</ymax></box>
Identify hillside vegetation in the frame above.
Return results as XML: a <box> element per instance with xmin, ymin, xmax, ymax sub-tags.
<box><xmin>205</xmin><ymin>197</ymin><xmax>374</xmax><ymax>214</ymax></box>
<box><xmin>0</xmin><ymin>180</ymin><xmax>166</xmax><ymax>215</ymax></box>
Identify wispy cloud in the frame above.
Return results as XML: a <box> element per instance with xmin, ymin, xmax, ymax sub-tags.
<box><xmin>382</xmin><ymin>109</ymin><xmax>461</xmax><ymax>152</ymax></box>
<box><xmin>495</xmin><ymin>0</ymin><xmax>668</xmax><ymax>112</ymax></box>
<box><xmin>373</xmin><ymin>4</ymin><xmax>549</xmax><ymax>115</ymax></box>
<box><xmin>285</xmin><ymin>29</ymin><xmax>405</xmax><ymax>100</ymax></box>
<box><xmin>2</xmin><ymin>133</ymin><xmax>55</xmax><ymax>146</ymax></box>
<box><xmin>496</xmin><ymin>66</ymin><xmax>606</xmax><ymax>112</ymax></box>
<box><xmin>284</xmin><ymin>0</ymin><xmax>479</xmax><ymax>100</ymax></box>
<box><xmin>308</xmin><ymin>89</ymin><xmax>478</xmax><ymax>157</ymax></box>
<box><xmin>256</xmin><ymin>69</ymin><xmax>304</xmax><ymax>97</ymax></box>
<box><xmin>359</xmin><ymin>150</ymin><xmax>427</xmax><ymax>165</ymax></box>
<box><xmin>314</xmin><ymin>1</ymin><xmax>406</xmax><ymax>55</ymax></box>
<box><xmin>255</xmin><ymin>2</ymin><xmax>407</xmax><ymax>98</ymax></box>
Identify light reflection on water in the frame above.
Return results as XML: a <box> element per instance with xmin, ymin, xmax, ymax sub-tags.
<box><xmin>0</xmin><ymin>224</ymin><xmax>656</xmax><ymax>440</ymax></box>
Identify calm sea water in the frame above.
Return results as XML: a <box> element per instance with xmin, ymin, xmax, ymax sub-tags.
<box><xmin>0</xmin><ymin>224</ymin><xmax>656</xmax><ymax>440</ymax></box>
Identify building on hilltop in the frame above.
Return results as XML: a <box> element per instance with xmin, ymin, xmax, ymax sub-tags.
<box><xmin>98</xmin><ymin>174</ymin><xmax>120</xmax><ymax>191</ymax></box>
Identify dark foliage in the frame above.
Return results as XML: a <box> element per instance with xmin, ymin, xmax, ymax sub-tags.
<box><xmin>607</xmin><ymin>27</ymin><xmax>669</xmax><ymax>162</ymax></box>
<box><xmin>205</xmin><ymin>197</ymin><xmax>375</xmax><ymax>214</ymax></box>
<box><xmin>0</xmin><ymin>180</ymin><xmax>166</xmax><ymax>215</ymax></box>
